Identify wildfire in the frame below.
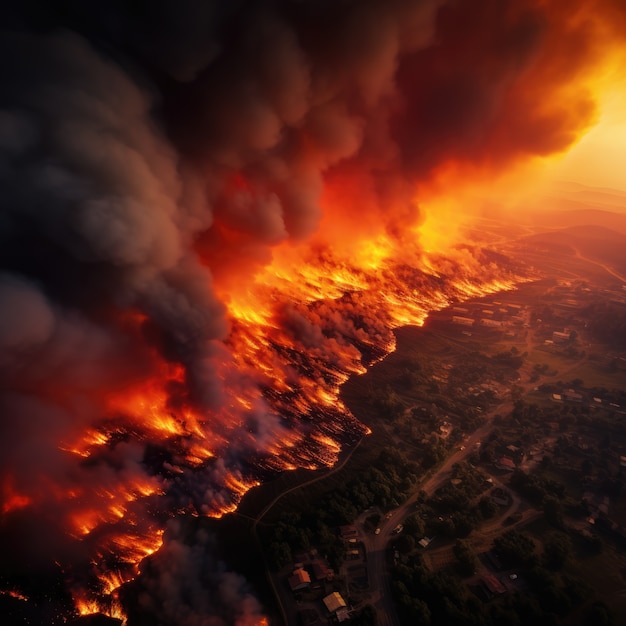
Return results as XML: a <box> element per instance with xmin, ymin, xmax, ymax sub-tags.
<box><xmin>0</xmin><ymin>588</ymin><xmax>29</xmax><ymax>602</ymax></box>
<box><xmin>75</xmin><ymin>593</ymin><xmax>126</xmax><ymax>622</ymax></box>
<box><xmin>1</xmin><ymin>475</ymin><xmax>32</xmax><ymax>516</ymax></box>
<box><xmin>4</xmin><ymin>1</ymin><xmax>626</xmax><ymax>624</ymax></box>
<box><xmin>1</xmin><ymin>197</ymin><xmax>527</xmax><ymax>624</ymax></box>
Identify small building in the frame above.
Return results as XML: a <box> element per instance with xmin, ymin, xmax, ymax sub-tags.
<box><xmin>452</xmin><ymin>315</ymin><xmax>474</xmax><ymax>327</ymax></box>
<box><xmin>339</xmin><ymin>525</ymin><xmax>358</xmax><ymax>540</ymax></box>
<box><xmin>323</xmin><ymin>592</ymin><xmax>347</xmax><ymax>615</ymax></box>
<box><xmin>496</xmin><ymin>456</ymin><xmax>516</xmax><ymax>472</ymax></box>
<box><xmin>563</xmin><ymin>389</ymin><xmax>583</xmax><ymax>403</ymax></box>
<box><xmin>480</xmin><ymin>318</ymin><xmax>505</xmax><ymax>328</ymax></box>
<box><xmin>480</xmin><ymin>574</ymin><xmax>506</xmax><ymax>599</ymax></box>
<box><xmin>418</xmin><ymin>537</ymin><xmax>433</xmax><ymax>548</ymax></box>
<box><xmin>289</xmin><ymin>568</ymin><xmax>311</xmax><ymax>591</ymax></box>
<box><xmin>552</xmin><ymin>331</ymin><xmax>570</xmax><ymax>343</ymax></box>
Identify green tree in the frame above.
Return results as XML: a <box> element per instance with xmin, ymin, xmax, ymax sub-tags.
<box><xmin>350</xmin><ymin>604</ymin><xmax>378</xmax><ymax>626</ymax></box>
<box><xmin>268</xmin><ymin>541</ymin><xmax>292</xmax><ymax>570</ymax></box>
<box><xmin>396</xmin><ymin>533</ymin><xmax>415</xmax><ymax>554</ymax></box>
<box><xmin>543</xmin><ymin>496</ymin><xmax>564</xmax><ymax>529</ymax></box>
<box><xmin>494</xmin><ymin>530</ymin><xmax>536</xmax><ymax>566</ymax></box>
<box><xmin>543</xmin><ymin>533</ymin><xmax>572</xmax><ymax>570</ymax></box>
<box><xmin>453</xmin><ymin>539</ymin><xmax>478</xmax><ymax>577</ymax></box>
<box><xmin>479</xmin><ymin>495</ymin><xmax>498</xmax><ymax>519</ymax></box>
<box><xmin>403</xmin><ymin>513</ymin><xmax>425</xmax><ymax>538</ymax></box>
<box><xmin>366</xmin><ymin>513</ymin><xmax>381</xmax><ymax>531</ymax></box>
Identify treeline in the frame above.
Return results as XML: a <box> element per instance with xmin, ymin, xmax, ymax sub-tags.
<box><xmin>421</xmin><ymin>463</ymin><xmax>496</xmax><ymax>539</ymax></box>
<box><xmin>501</xmin><ymin>399</ymin><xmax>626</xmax><ymax>499</ymax></box>
<box><xmin>263</xmin><ymin>448</ymin><xmax>419</xmax><ymax>570</ymax></box>
<box><xmin>582</xmin><ymin>301</ymin><xmax>626</xmax><ymax>349</ymax></box>
<box><xmin>391</xmin><ymin>537</ymin><xmax>614</xmax><ymax>626</ymax></box>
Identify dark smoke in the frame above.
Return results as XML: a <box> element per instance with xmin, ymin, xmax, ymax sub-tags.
<box><xmin>128</xmin><ymin>520</ymin><xmax>265</xmax><ymax>626</ymax></box>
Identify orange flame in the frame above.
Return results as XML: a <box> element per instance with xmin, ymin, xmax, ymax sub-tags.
<box><xmin>1</xmin><ymin>475</ymin><xmax>32</xmax><ymax>515</ymax></box>
<box><xmin>62</xmin><ymin>187</ymin><xmax>526</xmax><ymax>621</ymax></box>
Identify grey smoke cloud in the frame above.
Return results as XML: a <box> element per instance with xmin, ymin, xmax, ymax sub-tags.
<box><xmin>135</xmin><ymin>520</ymin><xmax>266</xmax><ymax>626</ymax></box>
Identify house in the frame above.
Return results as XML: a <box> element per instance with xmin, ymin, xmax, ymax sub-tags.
<box><xmin>480</xmin><ymin>574</ymin><xmax>506</xmax><ymax>599</ymax></box>
<box><xmin>323</xmin><ymin>592</ymin><xmax>347</xmax><ymax>615</ymax></box>
<box><xmin>496</xmin><ymin>456</ymin><xmax>516</xmax><ymax>472</ymax></box>
<box><xmin>339</xmin><ymin>525</ymin><xmax>358</xmax><ymax>540</ymax></box>
<box><xmin>452</xmin><ymin>316</ymin><xmax>474</xmax><ymax>327</ymax></box>
<box><xmin>481</xmin><ymin>318</ymin><xmax>505</xmax><ymax>328</ymax></box>
<box><xmin>563</xmin><ymin>389</ymin><xmax>583</xmax><ymax>403</ymax></box>
<box><xmin>289</xmin><ymin>568</ymin><xmax>311</xmax><ymax>591</ymax></box>
<box><xmin>552</xmin><ymin>331</ymin><xmax>570</xmax><ymax>343</ymax></box>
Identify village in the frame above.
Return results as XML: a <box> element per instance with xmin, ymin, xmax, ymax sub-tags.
<box><xmin>259</xmin><ymin>269</ymin><xmax>626</xmax><ymax>625</ymax></box>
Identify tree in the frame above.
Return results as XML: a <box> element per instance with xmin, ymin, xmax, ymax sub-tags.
<box><xmin>479</xmin><ymin>496</ymin><xmax>498</xmax><ymax>519</ymax></box>
<box><xmin>268</xmin><ymin>541</ymin><xmax>292</xmax><ymax>570</ymax></box>
<box><xmin>494</xmin><ymin>530</ymin><xmax>536</xmax><ymax>567</ymax></box>
<box><xmin>453</xmin><ymin>540</ymin><xmax>478</xmax><ymax>577</ymax></box>
<box><xmin>350</xmin><ymin>604</ymin><xmax>378</xmax><ymax>626</ymax></box>
<box><xmin>366</xmin><ymin>513</ymin><xmax>381</xmax><ymax>531</ymax></box>
<box><xmin>396</xmin><ymin>534</ymin><xmax>415</xmax><ymax>554</ymax></box>
<box><xmin>407</xmin><ymin>598</ymin><xmax>431</xmax><ymax>624</ymax></box>
<box><xmin>543</xmin><ymin>496</ymin><xmax>564</xmax><ymax>529</ymax></box>
<box><xmin>403</xmin><ymin>514</ymin><xmax>425</xmax><ymax>538</ymax></box>
<box><xmin>543</xmin><ymin>533</ymin><xmax>572</xmax><ymax>570</ymax></box>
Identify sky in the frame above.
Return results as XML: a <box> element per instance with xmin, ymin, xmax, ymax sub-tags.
<box><xmin>549</xmin><ymin>81</ymin><xmax>626</xmax><ymax>191</ymax></box>
<box><xmin>1</xmin><ymin>0</ymin><xmax>626</xmax><ymax>624</ymax></box>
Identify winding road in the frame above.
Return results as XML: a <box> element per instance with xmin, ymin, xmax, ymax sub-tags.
<box><xmin>360</xmin><ymin>409</ymin><xmax>507</xmax><ymax>626</ymax></box>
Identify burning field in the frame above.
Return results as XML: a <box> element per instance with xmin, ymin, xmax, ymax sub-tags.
<box><xmin>1</xmin><ymin>0</ymin><xmax>625</xmax><ymax>623</ymax></box>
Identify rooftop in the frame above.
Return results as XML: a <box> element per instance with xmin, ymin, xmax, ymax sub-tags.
<box><xmin>323</xmin><ymin>592</ymin><xmax>347</xmax><ymax>614</ymax></box>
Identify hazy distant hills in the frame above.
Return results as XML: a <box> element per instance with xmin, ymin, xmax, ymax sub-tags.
<box><xmin>529</xmin><ymin>209</ymin><xmax>626</xmax><ymax>235</ymax></box>
<box><xmin>549</xmin><ymin>181</ymin><xmax>626</xmax><ymax>211</ymax></box>
<box><xmin>521</xmin><ymin>224</ymin><xmax>626</xmax><ymax>275</ymax></box>
<box><xmin>524</xmin><ymin>182</ymin><xmax>626</xmax><ymax>235</ymax></box>
<box><xmin>509</xmin><ymin>182</ymin><xmax>626</xmax><ymax>275</ymax></box>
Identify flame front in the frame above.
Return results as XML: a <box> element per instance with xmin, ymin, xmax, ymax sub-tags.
<box><xmin>32</xmin><ymin>215</ymin><xmax>526</xmax><ymax>621</ymax></box>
